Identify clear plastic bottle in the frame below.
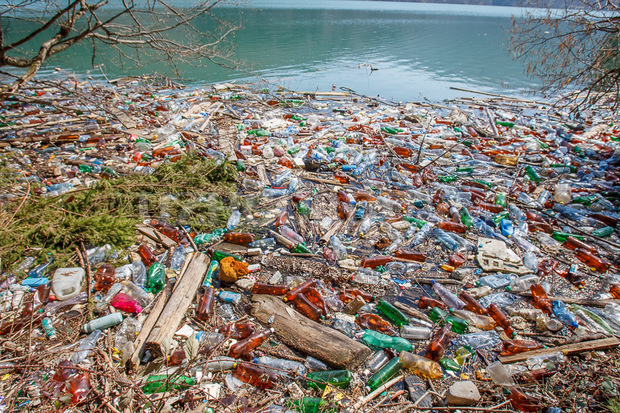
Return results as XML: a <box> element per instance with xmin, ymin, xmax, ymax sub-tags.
<box><xmin>226</xmin><ymin>209</ymin><xmax>242</xmax><ymax>231</ymax></box>
<box><xmin>431</xmin><ymin>280</ymin><xmax>465</xmax><ymax>310</ymax></box>
<box><xmin>554</xmin><ymin>182</ymin><xmax>572</xmax><ymax>204</ymax></box>
<box><xmin>71</xmin><ymin>330</ymin><xmax>103</xmax><ymax>364</ymax></box>
<box><xmin>409</xmin><ymin>223</ymin><xmax>432</xmax><ymax>247</ymax></box>
<box><xmin>254</xmin><ymin>356</ymin><xmax>306</xmax><ymax>376</ymax></box>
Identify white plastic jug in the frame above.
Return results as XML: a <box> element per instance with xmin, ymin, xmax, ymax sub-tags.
<box><xmin>52</xmin><ymin>267</ymin><xmax>85</xmax><ymax>301</ymax></box>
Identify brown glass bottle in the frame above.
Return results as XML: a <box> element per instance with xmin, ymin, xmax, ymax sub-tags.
<box><xmin>342</xmin><ymin>289</ymin><xmax>373</xmax><ymax>302</ymax></box>
<box><xmin>233</xmin><ymin>362</ymin><xmax>276</xmax><ymax>389</ymax></box>
<box><xmin>354</xmin><ymin>190</ymin><xmax>377</xmax><ymax>202</ymax></box>
<box><xmin>138</xmin><ymin>244</ymin><xmax>158</xmax><ymax>267</ymax></box>
<box><xmin>356</xmin><ymin>313</ymin><xmax>397</xmax><ymax>336</ymax></box>
<box><xmin>337</xmin><ymin>201</ymin><xmax>351</xmax><ymax>219</ymax></box>
<box><xmin>304</xmin><ymin>288</ymin><xmax>327</xmax><ymax>316</ymax></box>
<box><xmin>196</xmin><ymin>287</ymin><xmax>215</xmax><ymax>322</ymax></box>
<box><xmin>448</xmin><ymin>252</ymin><xmax>467</xmax><ymax>268</ymax></box>
<box><xmin>220</xmin><ymin>322</ymin><xmax>255</xmax><ymax>340</ymax></box>
<box><xmin>275</xmin><ymin>210</ymin><xmax>288</xmax><ymax>228</ymax></box>
<box><xmin>487</xmin><ymin>303</ymin><xmax>515</xmax><ymax>337</ymax></box>
<box><xmin>610</xmin><ymin>284</ymin><xmax>620</xmax><ymax>299</ymax></box>
<box><xmin>252</xmin><ymin>283</ymin><xmax>288</xmax><ymax>295</ymax></box>
<box><xmin>458</xmin><ymin>291</ymin><xmax>487</xmax><ymax>315</ymax></box>
<box><xmin>223</xmin><ymin>232</ymin><xmax>255</xmax><ymax>246</ymax></box>
<box><xmin>228</xmin><ymin>328</ymin><xmax>274</xmax><ymax>359</ymax></box>
<box><xmin>507</xmin><ymin>388</ymin><xmax>539</xmax><ymax>412</ymax></box>
<box><xmin>426</xmin><ymin>325</ymin><xmax>452</xmax><ymax>361</ymax></box>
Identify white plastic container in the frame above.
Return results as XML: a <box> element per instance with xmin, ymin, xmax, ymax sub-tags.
<box><xmin>51</xmin><ymin>267</ymin><xmax>85</xmax><ymax>301</ymax></box>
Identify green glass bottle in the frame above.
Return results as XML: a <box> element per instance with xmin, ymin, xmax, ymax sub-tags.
<box><xmin>428</xmin><ymin>307</ymin><xmax>469</xmax><ymax>334</ymax></box>
<box><xmin>439</xmin><ymin>357</ymin><xmax>461</xmax><ymax>372</ymax></box>
<box><xmin>247</xmin><ymin>129</ymin><xmax>269</xmax><ymax>137</ymax></box>
<box><xmin>367</xmin><ymin>356</ymin><xmax>403</xmax><ymax>391</ymax></box>
<box><xmin>362</xmin><ymin>329</ymin><xmax>412</xmax><ymax>352</ymax></box>
<box><xmin>376</xmin><ymin>299</ymin><xmax>409</xmax><ymax>327</ymax></box>
<box><xmin>403</xmin><ymin>216</ymin><xmax>427</xmax><ymax>228</ymax></box>
<box><xmin>143</xmin><ymin>374</ymin><xmax>195</xmax><ymax>394</ymax></box>
<box><xmin>551</xmin><ymin>231</ymin><xmax>584</xmax><ymax>242</ymax></box>
<box><xmin>592</xmin><ymin>227</ymin><xmax>614</xmax><ymax>237</ymax></box>
<box><xmin>492</xmin><ymin>210</ymin><xmax>510</xmax><ymax>224</ymax></box>
<box><xmin>146</xmin><ymin>262</ymin><xmax>165</xmax><ymax>294</ymax></box>
<box><xmin>496</xmin><ymin>120</ymin><xmax>514</xmax><ymax>128</ymax></box>
<box><xmin>79</xmin><ymin>164</ymin><xmax>93</xmax><ymax>173</ymax></box>
<box><xmin>524</xmin><ymin>165</ymin><xmax>542</xmax><ymax>183</ymax></box>
<box><xmin>298</xmin><ymin>201</ymin><xmax>311</xmax><ymax>217</ymax></box>
<box><xmin>306</xmin><ymin>370</ymin><xmax>352</xmax><ymax>390</ymax></box>
<box><xmin>459</xmin><ymin>207</ymin><xmax>473</xmax><ymax>228</ymax></box>
<box><xmin>494</xmin><ymin>192</ymin><xmax>507</xmax><ymax>208</ymax></box>
<box><xmin>474</xmin><ymin>179</ymin><xmax>494</xmax><ymax>189</ymax></box>
<box><xmin>456</xmin><ymin>166</ymin><xmax>475</xmax><ymax>173</ymax></box>
<box><xmin>211</xmin><ymin>249</ymin><xmax>243</xmax><ymax>262</ymax></box>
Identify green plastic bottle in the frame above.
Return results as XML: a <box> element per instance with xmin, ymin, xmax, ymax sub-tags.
<box><xmin>142</xmin><ymin>374</ymin><xmax>195</xmax><ymax>394</ymax></box>
<box><xmin>362</xmin><ymin>329</ymin><xmax>412</xmax><ymax>352</ymax></box>
<box><xmin>202</xmin><ymin>260</ymin><xmax>219</xmax><ymax>287</ymax></box>
<box><xmin>298</xmin><ymin>201</ymin><xmax>311</xmax><ymax>217</ymax></box>
<box><xmin>211</xmin><ymin>249</ymin><xmax>243</xmax><ymax>262</ymax></box>
<box><xmin>367</xmin><ymin>356</ymin><xmax>403</xmax><ymax>391</ymax></box>
<box><xmin>146</xmin><ymin>262</ymin><xmax>165</xmax><ymax>294</ymax></box>
<box><xmin>494</xmin><ymin>192</ymin><xmax>507</xmax><ymax>208</ymax></box>
<box><xmin>524</xmin><ymin>165</ymin><xmax>543</xmax><ymax>183</ymax></box>
<box><xmin>403</xmin><ymin>216</ymin><xmax>427</xmax><ymax>228</ymax></box>
<box><xmin>293</xmin><ymin>243</ymin><xmax>313</xmax><ymax>254</ymax></box>
<box><xmin>459</xmin><ymin>207</ymin><xmax>473</xmax><ymax>228</ymax></box>
<box><xmin>428</xmin><ymin>307</ymin><xmax>469</xmax><ymax>334</ymax></box>
<box><xmin>592</xmin><ymin>227</ymin><xmax>614</xmax><ymax>237</ymax></box>
<box><xmin>376</xmin><ymin>299</ymin><xmax>409</xmax><ymax>327</ymax></box>
<box><xmin>492</xmin><ymin>210</ymin><xmax>510</xmax><ymax>224</ymax></box>
<box><xmin>438</xmin><ymin>174</ymin><xmax>458</xmax><ymax>183</ymax></box>
<box><xmin>306</xmin><ymin>370</ymin><xmax>352</xmax><ymax>390</ymax></box>
<box><xmin>456</xmin><ymin>167</ymin><xmax>475</xmax><ymax>173</ymax></box>
<box><xmin>496</xmin><ymin>120</ymin><xmax>514</xmax><ymax>128</ymax></box>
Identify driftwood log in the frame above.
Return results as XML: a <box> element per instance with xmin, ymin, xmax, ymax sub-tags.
<box><xmin>249</xmin><ymin>294</ymin><xmax>371</xmax><ymax>370</ymax></box>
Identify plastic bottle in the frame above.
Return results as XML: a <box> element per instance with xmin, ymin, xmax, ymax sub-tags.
<box><xmin>452</xmin><ymin>309</ymin><xmax>496</xmax><ymax>330</ymax></box>
<box><xmin>138</xmin><ymin>244</ymin><xmax>158</xmax><ymax>267</ymax></box>
<box><xmin>329</xmin><ymin>236</ymin><xmax>347</xmax><ymax>259</ymax></box>
<box><xmin>233</xmin><ymin>362</ymin><xmax>276</xmax><ymax>389</ymax></box>
<box><xmin>252</xmin><ymin>283</ymin><xmax>288</xmax><ymax>295</ymax></box>
<box><xmin>83</xmin><ymin>313</ymin><xmax>123</xmax><ymax>333</ymax></box>
<box><xmin>205</xmin><ymin>356</ymin><xmax>237</xmax><ymax>372</ymax></box>
<box><xmin>394</xmin><ymin>249</ymin><xmax>427</xmax><ymax>263</ymax></box>
<box><xmin>143</xmin><ymin>374</ymin><xmax>196</xmax><ymax>394</ymax></box>
<box><xmin>409</xmin><ymin>223</ymin><xmax>432</xmax><ymax>247</ymax></box>
<box><xmin>419</xmin><ymin>296</ymin><xmax>448</xmax><ymax>310</ymax></box>
<box><xmin>69</xmin><ymin>372</ymin><xmax>90</xmax><ymax>403</ymax></box>
<box><xmin>400</xmin><ymin>325</ymin><xmax>431</xmax><ymax>340</ymax></box>
<box><xmin>376</xmin><ymin>299</ymin><xmax>409</xmax><ymax>327</ymax></box>
<box><xmin>362</xmin><ymin>329</ymin><xmax>412</xmax><ymax>352</ymax></box>
<box><xmin>145</xmin><ymin>262</ymin><xmax>165</xmax><ymax>294</ymax></box>
<box><xmin>426</xmin><ymin>325</ymin><xmax>452</xmax><ymax>361</ymax></box>
<box><xmin>506</xmin><ymin>388</ymin><xmax>539</xmax><ymax>412</ymax></box>
<box><xmin>71</xmin><ymin>330</ymin><xmax>103</xmax><ymax>364</ymax></box>
<box><xmin>530</xmin><ymin>284</ymin><xmax>553</xmax><ymax>314</ymax></box>
<box><xmin>361</xmin><ymin>256</ymin><xmax>394</xmax><ymax>268</ymax></box>
<box><xmin>507</xmin><ymin>274</ymin><xmax>540</xmax><ymax>293</ymax></box>
<box><xmin>42</xmin><ymin>317</ymin><xmax>57</xmax><ymax>339</ymax></box>
<box><xmin>399</xmin><ymin>351</ymin><xmax>443</xmax><ymax>379</ymax></box>
<box><xmin>487</xmin><ymin>303</ymin><xmax>515</xmax><ymax>337</ymax></box>
<box><xmin>458</xmin><ymin>291</ymin><xmax>487</xmax><ymax>315</ymax></box>
<box><xmin>351</xmin><ymin>271</ymin><xmax>380</xmax><ymax>286</ymax></box>
<box><xmin>196</xmin><ymin>287</ymin><xmax>215</xmax><ymax>322</ymax></box>
<box><xmin>110</xmin><ymin>292</ymin><xmax>142</xmax><ymax>314</ymax></box>
<box><xmin>477</xmin><ymin>273</ymin><xmax>514</xmax><ymax>289</ymax></box>
<box><xmin>432</xmin><ymin>228</ymin><xmax>459</xmax><ymax>251</ymax></box>
<box><xmin>249</xmin><ymin>238</ymin><xmax>276</xmax><ymax>249</ymax></box>
<box><xmin>486</xmin><ymin>360</ymin><xmax>515</xmax><ymax>386</ymax></box>
<box><xmin>226</xmin><ymin>209</ymin><xmax>241</xmax><ymax>231</ymax></box>
<box><xmin>356</xmin><ymin>313</ymin><xmax>397</xmax><ymax>336</ymax></box>
<box><xmin>279</xmin><ymin>225</ymin><xmax>305</xmax><ymax>244</ymax></box>
<box><xmin>93</xmin><ymin>264</ymin><xmax>116</xmax><ymax>292</ymax></box>
<box><xmin>551</xmin><ymin>300</ymin><xmax>579</xmax><ymax>328</ymax></box>
<box><xmin>306</xmin><ymin>370</ymin><xmax>352</xmax><ymax>390</ymax></box>
<box><xmin>120</xmin><ymin>281</ymin><xmax>151</xmax><ymax>308</ymax></box>
<box><xmin>500</xmin><ymin>339</ymin><xmax>542</xmax><ymax>356</ymax></box>
<box><xmin>366</xmin><ymin>356</ymin><xmax>403</xmax><ymax>391</ymax></box>
<box><xmin>228</xmin><ymin>328</ymin><xmax>274</xmax><ymax>358</ymax></box>
<box><xmin>254</xmin><ymin>356</ymin><xmax>306</xmax><ymax>376</ymax></box>
<box><xmin>431</xmin><ymin>280</ymin><xmax>465</xmax><ymax>310</ymax></box>
<box><xmin>217</xmin><ymin>291</ymin><xmax>242</xmax><ymax>305</ymax></box>
<box><xmin>554</xmin><ymin>183</ymin><xmax>572</xmax><ymax>204</ymax></box>
<box><xmin>428</xmin><ymin>307</ymin><xmax>469</xmax><ymax>334</ymax></box>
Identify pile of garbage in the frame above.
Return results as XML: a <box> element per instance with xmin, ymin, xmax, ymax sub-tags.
<box><xmin>0</xmin><ymin>75</ymin><xmax>619</xmax><ymax>412</ymax></box>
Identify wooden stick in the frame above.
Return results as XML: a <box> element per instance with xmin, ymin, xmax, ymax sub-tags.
<box><xmin>498</xmin><ymin>336</ymin><xmax>620</xmax><ymax>364</ymax></box>
<box><xmin>352</xmin><ymin>374</ymin><xmax>405</xmax><ymax>411</ymax></box>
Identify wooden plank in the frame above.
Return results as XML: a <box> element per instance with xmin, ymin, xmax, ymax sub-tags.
<box><xmin>145</xmin><ymin>253</ymin><xmax>210</xmax><ymax>357</ymax></box>
<box><xmin>249</xmin><ymin>295</ymin><xmax>371</xmax><ymax>370</ymax></box>
<box><xmin>128</xmin><ymin>283</ymin><xmax>172</xmax><ymax>369</ymax></box>
<box><xmin>256</xmin><ymin>163</ymin><xmax>269</xmax><ymax>185</ymax></box>
<box><xmin>129</xmin><ymin>252</ymin><xmax>194</xmax><ymax>369</ymax></box>
<box><xmin>136</xmin><ymin>224</ymin><xmax>177</xmax><ymax>249</ymax></box>
<box><xmin>498</xmin><ymin>337</ymin><xmax>620</xmax><ymax>364</ymax></box>
<box><xmin>218</xmin><ymin>125</ymin><xmax>237</xmax><ymax>160</ymax></box>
